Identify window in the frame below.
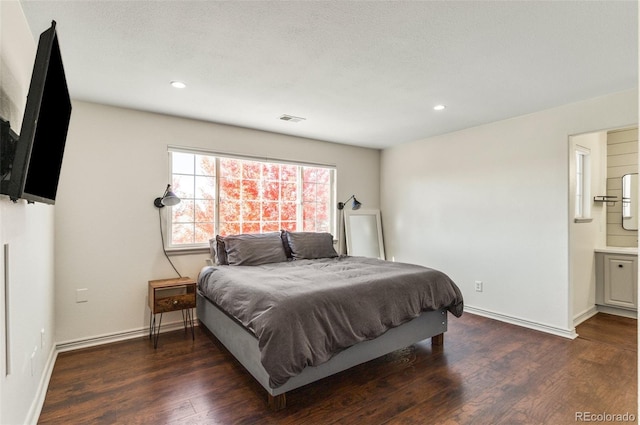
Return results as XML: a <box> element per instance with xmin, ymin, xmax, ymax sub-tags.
<box><xmin>575</xmin><ymin>147</ymin><xmax>591</xmax><ymax>220</ymax></box>
<box><xmin>167</xmin><ymin>149</ymin><xmax>335</xmax><ymax>248</ymax></box>
<box><xmin>170</xmin><ymin>151</ymin><xmax>216</xmax><ymax>246</ymax></box>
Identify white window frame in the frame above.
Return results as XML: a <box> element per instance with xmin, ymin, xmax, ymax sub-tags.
<box><xmin>574</xmin><ymin>146</ymin><xmax>592</xmax><ymax>221</ymax></box>
<box><xmin>165</xmin><ymin>147</ymin><xmax>337</xmax><ymax>250</ymax></box>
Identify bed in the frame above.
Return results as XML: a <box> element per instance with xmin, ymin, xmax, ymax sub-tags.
<box><xmin>196</xmin><ymin>231</ymin><xmax>463</xmax><ymax>410</ymax></box>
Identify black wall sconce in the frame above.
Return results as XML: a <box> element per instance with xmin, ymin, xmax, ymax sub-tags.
<box><xmin>337</xmin><ymin>194</ymin><xmax>361</xmax><ymax>211</ymax></box>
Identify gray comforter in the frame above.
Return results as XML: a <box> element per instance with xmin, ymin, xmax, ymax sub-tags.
<box><xmin>198</xmin><ymin>256</ymin><xmax>463</xmax><ymax>388</ymax></box>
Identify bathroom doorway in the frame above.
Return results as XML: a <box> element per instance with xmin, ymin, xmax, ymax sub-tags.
<box><xmin>569</xmin><ymin>127</ymin><xmax>638</xmax><ymax>328</ymax></box>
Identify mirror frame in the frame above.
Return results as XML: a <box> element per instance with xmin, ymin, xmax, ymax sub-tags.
<box><xmin>622</xmin><ymin>172</ymin><xmax>638</xmax><ymax>231</ymax></box>
<box><xmin>344</xmin><ymin>209</ymin><xmax>385</xmax><ymax>260</ymax></box>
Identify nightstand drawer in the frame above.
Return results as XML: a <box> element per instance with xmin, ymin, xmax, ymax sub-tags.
<box><xmin>154</xmin><ymin>291</ymin><xmax>196</xmax><ymax>313</ymax></box>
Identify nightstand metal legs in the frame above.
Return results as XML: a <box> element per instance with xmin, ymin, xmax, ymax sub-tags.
<box><xmin>182</xmin><ymin>308</ymin><xmax>195</xmax><ymax>341</ymax></box>
<box><xmin>150</xmin><ymin>313</ymin><xmax>164</xmax><ymax>349</ymax></box>
<box><xmin>149</xmin><ymin>308</ymin><xmax>194</xmax><ymax>349</ymax></box>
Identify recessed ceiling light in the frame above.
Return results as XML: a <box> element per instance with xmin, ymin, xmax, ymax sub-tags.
<box><xmin>170</xmin><ymin>81</ymin><xmax>186</xmax><ymax>89</ymax></box>
<box><xmin>433</xmin><ymin>104</ymin><xmax>446</xmax><ymax>111</ymax></box>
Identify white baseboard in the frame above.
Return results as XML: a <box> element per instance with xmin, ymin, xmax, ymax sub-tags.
<box><xmin>25</xmin><ymin>345</ymin><xmax>57</xmax><ymax>425</ymax></box>
<box><xmin>596</xmin><ymin>305</ymin><xmax>637</xmax><ymax>319</ymax></box>
<box><xmin>464</xmin><ymin>306</ymin><xmax>577</xmax><ymax>339</ymax></box>
<box><xmin>56</xmin><ymin>319</ymin><xmax>198</xmax><ymax>353</ymax></box>
<box><xmin>573</xmin><ymin>306</ymin><xmax>599</xmax><ymax>327</ymax></box>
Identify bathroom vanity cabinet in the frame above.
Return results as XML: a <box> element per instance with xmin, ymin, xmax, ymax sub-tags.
<box><xmin>595</xmin><ymin>249</ymin><xmax>637</xmax><ymax>312</ymax></box>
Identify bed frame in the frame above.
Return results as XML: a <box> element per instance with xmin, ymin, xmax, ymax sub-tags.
<box><xmin>196</xmin><ymin>291</ymin><xmax>448</xmax><ymax>410</ymax></box>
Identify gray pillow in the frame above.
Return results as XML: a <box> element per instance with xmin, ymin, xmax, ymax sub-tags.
<box><xmin>210</xmin><ymin>235</ymin><xmax>229</xmax><ymax>265</ymax></box>
<box><xmin>224</xmin><ymin>232</ymin><xmax>288</xmax><ymax>266</ymax></box>
<box><xmin>285</xmin><ymin>231</ymin><xmax>338</xmax><ymax>260</ymax></box>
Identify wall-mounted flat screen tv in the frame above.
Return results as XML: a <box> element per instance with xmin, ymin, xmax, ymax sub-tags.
<box><xmin>0</xmin><ymin>20</ymin><xmax>72</xmax><ymax>204</ymax></box>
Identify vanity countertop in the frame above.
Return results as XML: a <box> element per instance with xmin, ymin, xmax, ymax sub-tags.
<box><xmin>595</xmin><ymin>247</ymin><xmax>638</xmax><ymax>255</ymax></box>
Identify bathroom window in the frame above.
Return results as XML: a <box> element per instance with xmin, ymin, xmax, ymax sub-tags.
<box><xmin>575</xmin><ymin>146</ymin><xmax>591</xmax><ymax>220</ymax></box>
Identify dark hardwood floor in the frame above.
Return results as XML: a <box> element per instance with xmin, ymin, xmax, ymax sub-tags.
<box><xmin>38</xmin><ymin>313</ymin><xmax>637</xmax><ymax>424</ymax></box>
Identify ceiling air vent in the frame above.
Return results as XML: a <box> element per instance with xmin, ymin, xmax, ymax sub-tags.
<box><xmin>279</xmin><ymin>114</ymin><xmax>306</xmax><ymax>123</ymax></box>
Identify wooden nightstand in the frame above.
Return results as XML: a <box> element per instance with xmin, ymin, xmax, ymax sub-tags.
<box><xmin>148</xmin><ymin>277</ymin><xmax>196</xmax><ymax>348</ymax></box>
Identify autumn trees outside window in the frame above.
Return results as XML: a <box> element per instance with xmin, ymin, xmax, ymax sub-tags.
<box><xmin>167</xmin><ymin>149</ymin><xmax>336</xmax><ymax>248</ymax></box>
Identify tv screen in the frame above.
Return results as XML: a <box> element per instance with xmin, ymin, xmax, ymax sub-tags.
<box><xmin>2</xmin><ymin>21</ymin><xmax>71</xmax><ymax>204</ymax></box>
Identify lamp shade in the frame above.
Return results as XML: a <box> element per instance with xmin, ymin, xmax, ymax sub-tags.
<box><xmin>161</xmin><ymin>190</ymin><xmax>180</xmax><ymax>206</ymax></box>
<box><xmin>351</xmin><ymin>197</ymin><xmax>362</xmax><ymax>210</ymax></box>
<box><xmin>154</xmin><ymin>184</ymin><xmax>181</xmax><ymax>208</ymax></box>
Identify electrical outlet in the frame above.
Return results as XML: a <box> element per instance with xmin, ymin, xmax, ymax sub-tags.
<box><xmin>475</xmin><ymin>281</ymin><xmax>483</xmax><ymax>292</ymax></box>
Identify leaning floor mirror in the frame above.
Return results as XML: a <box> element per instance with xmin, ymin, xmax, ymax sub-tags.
<box><xmin>344</xmin><ymin>209</ymin><xmax>385</xmax><ymax>260</ymax></box>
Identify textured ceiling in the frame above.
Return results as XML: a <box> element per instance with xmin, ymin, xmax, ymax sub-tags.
<box><xmin>20</xmin><ymin>1</ymin><xmax>638</xmax><ymax>149</ymax></box>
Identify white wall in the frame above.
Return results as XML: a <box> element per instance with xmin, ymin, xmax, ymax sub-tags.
<box><xmin>381</xmin><ymin>89</ymin><xmax>637</xmax><ymax>337</ymax></box>
<box><xmin>0</xmin><ymin>2</ymin><xmax>57</xmax><ymax>424</ymax></box>
<box><xmin>569</xmin><ymin>131</ymin><xmax>607</xmax><ymax>324</ymax></box>
<box><xmin>54</xmin><ymin>101</ymin><xmax>381</xmax><ymax>344</ymax></box>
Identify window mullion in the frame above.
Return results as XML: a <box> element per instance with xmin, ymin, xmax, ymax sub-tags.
<box><xmin>296</xmin><ymin>167</ymin><xmax>303</xmax><ymax>231</ymax></box>
<box><xmin>192</xmin><ymin>155</ymin><xmax>197</xmax><ymax>244</ymax></box>
<box><xmin>215</xmin><ymin>157</ymin><xmax>220</xmax><ymax>236</ymax></box>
